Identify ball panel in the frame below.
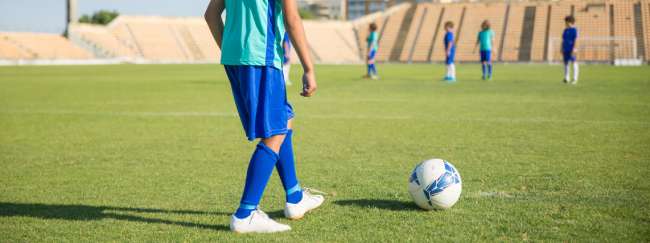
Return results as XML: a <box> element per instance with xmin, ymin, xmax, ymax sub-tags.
<box><xmin>418</xmin><ymin>159</ymin><xmax>445</xmax><ymax>188</ymax></box>
<box><xmin>429</xmin><ymin>183</ymin><xmax>462</xmax><ymax>209</ymax></box>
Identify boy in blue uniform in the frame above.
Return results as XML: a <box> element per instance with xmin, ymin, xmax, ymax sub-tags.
<box><xmin>283</xmin><ymin>32</ymin><xmax>293</xmax><ymax>85</ymax></box>
<box><xmin>443</xmin><ymin>21</ymin><xmax>456</xmax><ymax>82</ymax></box>
<box><xmin>474</xmin><ymin>20</ymin><xmax>495</xmax><ymax>80</ymax></box>
<box><xmin>365</xmin><ymin>23</ymin><xmax>379</xmax><ymax>79</ymax></box>
<box><xmin>562</xmin><ymin>16</ymin><xmax>579</xmax><ymax>84</ymax></box>
<box><xmin>205</xmin><ymin>0</ymin><xmax>323</xmax><ymax>233</ymax></box>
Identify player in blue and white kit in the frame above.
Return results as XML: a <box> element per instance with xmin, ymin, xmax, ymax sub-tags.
<box><xmin>443</xmin><ymin>21</ymin><xmax>456</xmax><ymax>82</ymax></box>
<box><xmin>365</xmin><ymin>23</ymin><xmax>379</xmax><ymax>79</ymax></box>
<box><xmin>562</xmin><ymin>16</ymin><xmax>579</xmax><ymax>84</ymax></box>
<box><xmin>205</xmin><ymin>0</ymin><xmax>324</xmax><ymax>233</ymax></box>
<box><xmin>474</xmin><ymin>20</ymin><xmax>495</xmax><ymax>80</ymax></box>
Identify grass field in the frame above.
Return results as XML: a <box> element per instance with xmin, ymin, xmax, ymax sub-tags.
<box><xmin>1</xmin><ymin>64</ymin><xmax>649</xmax><ymax>242</ymax></box>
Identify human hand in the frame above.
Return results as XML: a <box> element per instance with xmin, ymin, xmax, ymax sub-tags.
<box><xmin>301</xmin><ymin>70</ymin><xmax>317</xmax><ymax>97</ymax></box>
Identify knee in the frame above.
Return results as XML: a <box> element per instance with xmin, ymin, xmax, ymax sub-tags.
<box><xmin>261</xmin><ymin>134</ymin><xmax>286</xmax><ymax>153</ymax></box>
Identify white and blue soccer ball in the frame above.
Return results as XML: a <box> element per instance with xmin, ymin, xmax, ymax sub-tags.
<box><xmin>408</xmin><ymin>159</ymin><xmax>462</xmax><ymax>210</ymax></box>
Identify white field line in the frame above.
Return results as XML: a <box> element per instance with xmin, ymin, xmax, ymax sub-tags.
<box><xmin>1</xmin><ymin>110</ymin><xmax>648</xmax><ymax>125</ymax></box>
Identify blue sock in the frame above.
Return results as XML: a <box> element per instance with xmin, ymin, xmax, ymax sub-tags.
<box><xmin>369</xmin><ymin>64</ymin><xmax>377</xmax><ymax>75</ymax></box>
<box><xmin>234</xmin><ymin>143</ymin><xmax>279</xmax><ymax>219</ymax></box>
<box><xmin>367</xmin><ymin>64</ymin><xmax>372</xmax><ymax>76</ymax></box>
<box><xmin>488</xmin><ymin>64</ymin><xmax>493</xmax><ymax>77</ymax></box>
<box><xmin>276</xmin><ymin>130</ymin><xmax>303</xmax><ymax>204</ymax></box>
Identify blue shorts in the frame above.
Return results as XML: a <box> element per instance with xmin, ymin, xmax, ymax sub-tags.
<box><xmin>563</xmin><ymin>51</ymin><xmax>576</xmax><ymax>64</ymax></box>
<box><xmin>480</xmin><ymin>50</ymin><xmax>491</xmax><ymax>62</ymax></box>
<box><xmin>446</xmin><ymin>49</ymin><xmax>456</xmax><ymax>65</ymax></box>
<box><xmin>368</xmin><ymin>49</ymin><xmax>377</xmax><ymax>60</ymax></box>
<box><xmin>224</xmin><ymin>65</ymin><xmax>294</xmax><ymax>141</ymax></box>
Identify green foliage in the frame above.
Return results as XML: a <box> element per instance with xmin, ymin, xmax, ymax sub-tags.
<box><xmin>299</xmin><ymin>8</ymin><xmax>316</xmax><ymax>20</ymax></box>
<box><xmin>78</xmin><ymin>10</ymin><xmax>119</xmax><ymax>25</ymax></box>
<box><xmin>0</xmin><ymin>64</ymin><xmax>649</xmax><ymax>241</ymax></box>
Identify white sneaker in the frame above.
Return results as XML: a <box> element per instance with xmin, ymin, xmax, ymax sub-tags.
<box><xmin>230</xmin><ymin>209</ymin><xmax>291</xmax><ymax>233</ymax></box>
<box><xmin>284</xmin><ymin>190</ymin><xmax>325</xmax><ymax>220</ymax></box>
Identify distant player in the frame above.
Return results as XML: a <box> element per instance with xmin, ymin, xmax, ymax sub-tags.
<box><xmin>443</xmin><ymin>21</ymin><xmax>456</xmax><ymax>82</ymax></box>
<box><xmin>365</xmin><ymin>23</ymin><xmax>379</xmax><ymax>80</ymax></box>
<box><xmin>204</xmin><ymin>0</ymin><xmax>324</xmax><ymax>233</ymax></box>
<box><xmin>474</xmin><ymin>20</ymin><xmax>495</xmax><ymax>80</ymax></box>
<box><xmin>283</xmin><ymin>32</ymin><xmax>292</xmax><ymax>85</ymax></box>
<box><xmin>562</xmin><ymin>16</ymin><xmax>579</xmax><ymax>84</ymax></box>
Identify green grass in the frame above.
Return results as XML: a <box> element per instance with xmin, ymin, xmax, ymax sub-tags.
<box><xmin>0</xmin><ymin>64</ymin><xmax>649</xmax><ymax>242</ymax></box>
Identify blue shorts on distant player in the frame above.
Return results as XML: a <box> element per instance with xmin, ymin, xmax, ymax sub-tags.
<box><xmin>446</xmin><ymin>50</ymin><xmax>456</xmax><ymax>65</ymax></box>
<box><xmin>480</xmin><ymin>50</ymin><xmax>491</xmax><ymax>62</ymax></box>
<box><xmin>368</xmin><ymin>49</ymin><xmax>377</xmax><ymax>60</ymax></box>
<box><xmin>224</xmin><ymin>65</ymin><xmax>294</xmax><ymax>141</ymax></box>
<box><xmin>563</xmin><ymin>51</ymin><xmax>576</xmax><ymax>64</ymax></box>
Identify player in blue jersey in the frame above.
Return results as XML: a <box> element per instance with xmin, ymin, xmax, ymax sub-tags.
<box><xmin>283</xmin><ymin>32</ymin><xmax>293</xmax><ymax>85</ymax></box>
<box><xmin>365</xmin><ymin>23</ymin><xmax>379</xmax><ymax>79</ymax></box>
<box><xmin>562</xmin><ymin>15</ymin><xmax>579</xmax><ymax>84</ymax></box>
<box><xmin>474</xmin><ymin>20</ymin><xmax>495</xmax><ymax>80</ymax></box>
<box><xmin>205</xmin><ymin>0</ymin><xmax>323</xmax><ymax>233</ymax></box>
<box><xmin>443</xmin><ymin>21</ymin><xmax>456</xmax><ymax>82</ymax></box>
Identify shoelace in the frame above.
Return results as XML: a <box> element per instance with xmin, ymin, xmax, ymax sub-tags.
<box><xmin>304</xmin><ymin>187</ymin><xmax>328</xmax><ymax>196</ymax></box>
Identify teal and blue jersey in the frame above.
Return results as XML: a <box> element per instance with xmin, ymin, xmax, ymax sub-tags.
<box><xmin>477</xmin><ymin>29</ymin><xmax>495</xmax><ymax>51</ymax></box>
<box><xmin>367</xmin><ymin>31</ymin><xmax>379</xmax><ymax>51</ymax></box>
<box><xmin>562</xmin><ymin>27</ymin><xmax>578</xmax><ymax>53</ymax></box>
<box><xmin>221</xmin><ymin>0</ymin><xmax>286</xmax><ymax>69</ymax></box>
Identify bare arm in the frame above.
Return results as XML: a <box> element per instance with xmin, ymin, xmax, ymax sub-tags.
<box><xmin>204</xmin><ymin>0</ymin><xmax>225</xmax><ymax>49</ymax></box>
<box><xmin>283</xmin><ymin>0</ymin><xmax>316</xmax><ymax>97</ymax></box>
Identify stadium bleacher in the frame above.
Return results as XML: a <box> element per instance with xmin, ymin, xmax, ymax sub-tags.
<box><xmin>68</xmin><ymin>23</ymin><xmax>139</xmax><ymax>58</ymax></box>
<box><xmin>612</xmin><ymin>1</ymin><xmax>636</xmax><ymax>60</ymax></box>
<box><xmin>642</xmin><ymin>0</ymin><xmax>650</xmax><ymax>60</ymax></box>
<box><xmin>375</xmin><ymin>4</ymin><xmax>409</xmax><ymax>62</ymax></box>
<box><xmin>0</xmin><ymin>32</ymin><xmax>91</xmax><ymax>60</ymax></box>
<box><xmin>409</xmin><ymin>4</ymin><xmax>442</xmax><ymax>62</ymax></box>
<box><xmin>1</xmin><ymin>0</ymin><xmax>650</xmax><ymax>64</ymax></box>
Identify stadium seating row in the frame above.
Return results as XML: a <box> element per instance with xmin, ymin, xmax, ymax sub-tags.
<box><xmin>0</xmin><ymin>32</ymin><xmax>91</xmax><ymax>60</ymax></box>
<box><xmin>1</xmin><ymin>0</ymin><xmax>649</xmax><ymax>63</ymax></box>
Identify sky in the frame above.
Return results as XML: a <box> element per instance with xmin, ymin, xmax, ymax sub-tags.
<box><xmin>0</xmin><ymin>0</ymin><xmax>210</xmax><ymax>34</ymax></box>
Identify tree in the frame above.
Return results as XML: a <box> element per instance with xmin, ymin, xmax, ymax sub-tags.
<box><xmin>78</xmin><ymin>10</ymin><xmax>119</xmax><ymax>25</ymax></box>
<box><xmin>299</xmin><ymin>8</ymin><xmax>316</xmax><ymax>20</ymax></box>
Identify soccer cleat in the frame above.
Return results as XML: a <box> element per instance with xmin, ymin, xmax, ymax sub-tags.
<box><xmin>563</xmin><ymin>79</ymin><xmax>569</xmax><ymax>84</ymax></box>
<box><xmin>371</xmin><ymin>75</ymin><xmax>379</xmax><ymax>80</ymax></box>
<box><xmin>571</xmin><ymin>80</ymin><xmax>578</xmax><ymax>85</ymax></box>
<box><xmin>230</xmin><ymin>209</ymin><xmax>291</xmax><ymax>233</ymax></box>
<box><xmin>284</xmin><ymin>190</ymin><xmax>325</xmax><ymax>220</ymax></box>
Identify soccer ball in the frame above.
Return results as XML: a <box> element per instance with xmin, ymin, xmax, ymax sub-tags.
<box><xmin>408</xmin><ymin>159</ymin><xmax>462</xmax><ymax>210</ymax></box>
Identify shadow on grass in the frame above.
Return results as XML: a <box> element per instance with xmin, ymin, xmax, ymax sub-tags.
<box><xmin>335</xmin><ymin>199</ymin><xmax>420</xmax><ymax>211</ymax></box>
<box><xmin>0</xmin><ymin>202</ymin><xmax>229</xmax><ymax>231</ymax></box>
